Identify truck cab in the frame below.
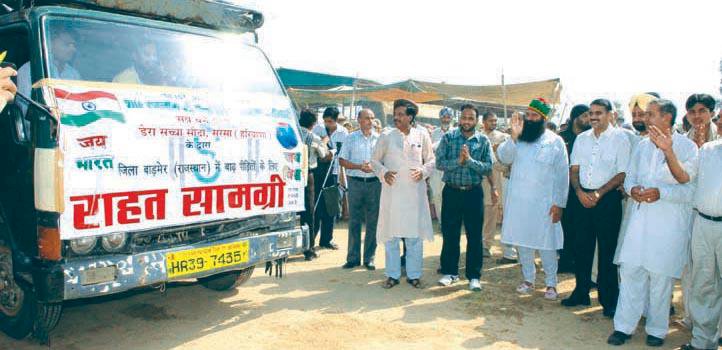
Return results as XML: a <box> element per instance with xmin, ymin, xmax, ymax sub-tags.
<box><xmin>0</xmin><ymin>0</ymin><xmax>308</xmax><ymax>341</ymax></box>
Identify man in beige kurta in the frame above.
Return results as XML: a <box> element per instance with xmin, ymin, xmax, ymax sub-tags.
<box><xmin>480</xmin><ymin>112</ymin><xmax>511</xmax><ymax>259</ymax></box>
<box><xmin>372</xmin><ymin>99</ymin><xmax>435</xmax><ymax>289</ymax></box>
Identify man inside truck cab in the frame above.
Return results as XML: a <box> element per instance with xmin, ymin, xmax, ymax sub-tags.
<box><xmin>113</xmin><ymin>40</ymin><xmax>165</xmax><ymax>85</ymax></box>
<box><xmin>17</xmin><ymin>29</ymin><xmax>81</xmax><ymax>97</ymax></box>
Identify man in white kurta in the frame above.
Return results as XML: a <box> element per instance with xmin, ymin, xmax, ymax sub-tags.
<box><xmin>613</xmin><ymin>93</ymin><xmax>654</xmax><ymax>264</ymax></box>
<box><xmin>609</xmin><ymin>99</ymin><xmax>698</xmax><ymax>347</ymax></box>
<box><xmin>498</xmin><ymin>99</ymin><xmax>569</xmax><ymax>300</ymax></box>
<box><xmin>683</xmin><ymin>143</ymin><xmax>722</xmax><ymax>350</ymax></box>
<box><xmin>372</xmin><ymin>99</ymin><xmax>435</xmax><ymax>288</ymax></box>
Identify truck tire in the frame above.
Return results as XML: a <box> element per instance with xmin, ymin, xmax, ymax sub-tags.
<box><xmin>198</xmin><ymin>266</ymin><xmax>254</xmax><ymax>291</ymax></box>
<box><xmin>32</xmin><ymin>301</ymin><xmax>63</xmax><ymax>343</ymax></box>
<box><xmin>0</xmin><ymin>279</ymin><xmax>62</xmax><ymax>340</ymax></box>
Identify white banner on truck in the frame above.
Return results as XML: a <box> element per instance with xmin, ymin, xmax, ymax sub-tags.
<box><xmin>43</xmin><ymin>81</ymin><xmax>304</xmax><ymax>239</ymax></box>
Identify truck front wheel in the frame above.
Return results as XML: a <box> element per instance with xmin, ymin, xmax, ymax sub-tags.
<box><xmin>0</xmin><ymin>254</ymin><xmax>62</xmax><ymax>340</ymax></box>
<box><xmin>198</xmin><ymin>266</ymin><xmax>254</xmax><ymax>291</ymax></box>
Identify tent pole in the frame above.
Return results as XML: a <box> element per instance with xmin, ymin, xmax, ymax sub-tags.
<box><xmin>502</xmin><ymin>67</ymin><xmax>508</xmax><ymax>126</ymax></box>
<box><xmin>350</xmin><ymin>73</ymin><xmax>357</xmax><ymax>120</ymax></box>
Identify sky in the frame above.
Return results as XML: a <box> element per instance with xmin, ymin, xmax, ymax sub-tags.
<box><xmin>253</xmin><ymin>0</ymin><xmax>722</xmax><ymax>122</ymax></box>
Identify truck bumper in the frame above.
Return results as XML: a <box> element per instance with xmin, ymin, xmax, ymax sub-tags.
<box><xmin>51</xmin><ymin>226</ymin><xmax>307</xmax><ymax>301</ymax></box>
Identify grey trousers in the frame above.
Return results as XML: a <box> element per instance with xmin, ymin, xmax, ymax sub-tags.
<box><xmin>346</xmin><ymin>179</ymin><xmax>381</xmax><ymax>265</ymax></box>
<box><xmin>689</xmin><ymin>215</ymin><xmax>722</xmax><ymax>349</ymax></box>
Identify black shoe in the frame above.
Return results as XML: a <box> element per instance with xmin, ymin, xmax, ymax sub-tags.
<box><xmin>320</xmin><ymin>242</ymin><xmax>339</xmax><ymax>250</ymax></box>
<box><xmin>364</xmin><ymin>263</ymin><xmax>376</xmax><ymax>271</ymax></box>
<box><xmin>495</xmin><ymin>257</ymin><xmax>518</xmax><ymax>265</ymax></box>
<box><xmin>407</xmin><ymin>278</ymin><xmax>422</xmax><ymax>288</ymax></box>
<box><xmin>382</xmin><ymin>277</ymin><xmax>399</xmax><ymax>289</ymax></box>
<box><xmin>303</xmin><ymin>250</ymin><xmax>318</xmax><ymax>261</ymax></box>
<box><xmin>561</xmin><ymin>293</ymin><xmax>591</xmax><ymax>307</ymax></box>
<box><xmin>606</xmin><ymin>331</ymin><xmax>631</xmax><ymax>346</ymax></box>
<box><xmin>645</xmin><ymin>335</ymin><xmax>664</xmax><ymax>347</ymax></box>
<box><xmin>342</xmin><ymin>262</ymin><xmax>360</xmax><ymax>269</ymax></box>
<box><xmin>603</xmin><ymin>308</ymin><xmax>616</xmax><ymax>318</ymax></box>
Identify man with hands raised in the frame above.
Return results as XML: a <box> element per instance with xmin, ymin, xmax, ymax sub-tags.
<box><xmin>497</xmin><ymin>98</ymin><xmax>569</xmax><ymax>300</ymax></box>
<box><xmin>435</xmin><ymin>104</ymin><xmax>493</xmax><ymax>292</ymax></box>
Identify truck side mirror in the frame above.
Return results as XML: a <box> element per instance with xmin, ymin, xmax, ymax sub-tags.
<box><xmin>1</xmin><ymin>101</ymin><xmax>30</xmax><ymax>144</ymax></box>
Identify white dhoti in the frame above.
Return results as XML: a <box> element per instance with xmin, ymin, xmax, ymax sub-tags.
<box><xmin>614</xmin><ymin>264</ymin><xmax>674</xmax><ymax>339</ymax></box>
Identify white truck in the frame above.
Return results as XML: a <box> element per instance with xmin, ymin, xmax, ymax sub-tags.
<box><xmin>0</xmin><ymin>0</ymin><xmax>308</xmax><ymax>341</ymax></box>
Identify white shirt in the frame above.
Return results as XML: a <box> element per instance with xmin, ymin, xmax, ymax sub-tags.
<box><xmin>497</xmin><ymin>130</ymin><xmax>569</xmax><ymax>250</ymax></box>
<box><xmin>619</xmin><ymin>133</ymin><xmax>698</xmax><ymax>278</ymax></box>
<box><xmin>431</xmin><ymin>125</ymin><xmax>454</xmax><ymax>150</ymax></box>
<box><xmin>312</xmin><ymin>124</ymin><xmax>348</xmax><ymax>175</ymax></box>
<box><xmin>571</xmin><ymin>126</ymin><xmax>631</xmax><ymax>190</ymax></box>
<box><xmin>339</xmin><ymin>130</ymin><xmax>379</xmax><ymax>178</ymax></box>
<box><xmin>372</xmin><ymin>127</ymin><xmax>435</xmax><ymax>243</ymax></box>
<box><xmin>616</xmin><ymin>126</ymin><xmax>640</xmax><ymax>148</ymax></box>
<box><xmin>686</xmin><ymin>122</ymin><xmax>720</xmax><ymax>144</ymax></box>
<box><xmin>695</xmin><ymin>139</ymin><xmax>722</xmax><ymax>217</ymax></box>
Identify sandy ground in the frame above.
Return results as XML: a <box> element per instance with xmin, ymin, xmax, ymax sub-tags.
<box><xmin>0</xmin><ymin>221</ymin><xmax>697</xmax><ymax>350</ymax></box>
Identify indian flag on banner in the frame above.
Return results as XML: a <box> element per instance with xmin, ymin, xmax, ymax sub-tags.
<box><xmin>54</xmin><ymin>89</ymin><xmax>126</xmax><ymax>127</ymax></box>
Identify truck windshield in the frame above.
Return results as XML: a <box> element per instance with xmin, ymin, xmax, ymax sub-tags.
<box><xmin>42</xmin><ymin>17</ymin><xmax>284</xmax><ymax>96</ymax></box>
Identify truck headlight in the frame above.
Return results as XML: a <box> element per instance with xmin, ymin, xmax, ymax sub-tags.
<box><xmin>101</xmin><ymin>232</ymin><xmax>127</xmax><ymax>252</ymax></box>
<box><xmin>70</xmin><ymin>236</ymin><xmax>97</xmax><ymax>255</ymax></box>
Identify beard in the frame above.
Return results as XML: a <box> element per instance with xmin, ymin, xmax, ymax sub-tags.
<box><xmin>518</xmin><ymin>119</ymin><xmax>546</xmax><ymax>142</ymax></box>
<box><xmin>632</xmin><ymin>122</ymin><xmax>646</xmax><ymax>132</ymax></box>
<box><xmin>460</xmin><ymin>124</ymin><xmax>475</xmax><ymax>133</ymax></box>
<box><xmin>577</xmin><ymin>122</ymin><xmax>591</xmax><ymax>132</ymax></box>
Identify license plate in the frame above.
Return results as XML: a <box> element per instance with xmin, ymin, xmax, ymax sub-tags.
<box><xmin>80</xmin><ymin>266</ymin><xmax>117</xmax><ymax>285</ymax></box>
<box><xmin>166</xmin><ymin>241</ymin><xmax>249</xmax><ymax>279</ymax></box>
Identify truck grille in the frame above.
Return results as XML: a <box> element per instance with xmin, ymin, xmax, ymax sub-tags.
<box><xmin>129</xmin><ymin>216</ymin><xmax>266</xmax><ymax>252</ymax></box>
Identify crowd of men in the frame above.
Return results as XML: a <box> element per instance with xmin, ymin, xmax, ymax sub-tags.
<box><xmin>297</xmin><ymin>92</ymin><xmax>722</xmax><ymax>349</ymax></box>
<box><xmin>3</xmin><ymin>66</ymin><xmax>722</xmax><ymax>349</ymax></box>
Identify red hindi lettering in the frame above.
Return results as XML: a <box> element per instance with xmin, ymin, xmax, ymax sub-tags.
<box><xmin>70</xmin><ymin>194</ymin><xmax>101</xmax><ymax>229</ymax></box>
<box><xmin>252</xmin><ymin>174</ymin><xmax>285</xmax><ymax>209</ymax></box>
<box><xmin>227</xmin><ymin>184</ymin><xmax>253</xmax><ymax>210</ymax></box>
<box><xmin>77</xmin><ymin>136</ymin><xmax>96</xmax><ymax>148</ymax></box>
<box><xmin>71</xmin><ymin>189</ymin><xmax>168</xmax><ymax>229</ymax></box>
<box><xmin>182</xmin><ymin>186</ymin><xmax>218</xmax><ymax>216</ymax></box>
<box><xmin>143</xmin><ymin>189</ymin><xmax>168</xmax><ymax>220</ymax></box>
<box><xmin>94</xmin><ymin>135</ymin><xmax>107</xmax><ymax>147</ymax></box>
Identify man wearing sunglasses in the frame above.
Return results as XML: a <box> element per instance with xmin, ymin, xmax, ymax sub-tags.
<box><xmin>0</xmin><ymin>66</ymin><xmax>17</xmax><ymax>113</ymax></box>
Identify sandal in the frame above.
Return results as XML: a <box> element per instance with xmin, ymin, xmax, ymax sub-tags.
<box><xmin>407</xmin><ymin>278</ymin><xmax>423</xmax><ymax>289</ymax></box>
<box><xmin>382</xmin><ymin>277</ymin><xmax>400</xmax><ymax>289</ymax></box>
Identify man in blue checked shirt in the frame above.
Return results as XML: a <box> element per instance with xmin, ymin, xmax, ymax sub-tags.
<box><xmin>339</xmin><ymin>109</ymin><xmax>380</xmax><ymax>270</ymax></box>
<box><xmin>435</xmin><ymin>104</ymin><xmax>493</xmax><ymax>292</ymax></box>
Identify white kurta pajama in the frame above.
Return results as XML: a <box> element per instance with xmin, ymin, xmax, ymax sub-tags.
<box><xmin>688</xmin><ymin>139</ymin><xmax>722</xmax><ymax>349</ymax></box>
<box><xmin>372</xmin><ymin>127</ymin><xmax>435</xmax><ymax>280</ymax></box>
<box><xmin>614</xmin><ymin>134</ymin><xmax>698</xmax><ymax>339</ymax></box>
<box><xmin>498</xmin><ymin>130</ymin><xmax>569</xmax><ymax>286</ymax></box>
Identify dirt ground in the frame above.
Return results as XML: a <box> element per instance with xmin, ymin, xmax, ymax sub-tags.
<box><xmin>0</xmin><ymin>222</ymin><xmax>697</xmax><ymax>350</ymax></box>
